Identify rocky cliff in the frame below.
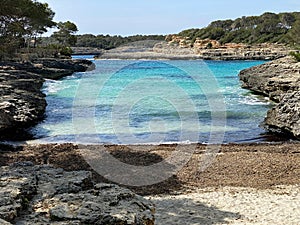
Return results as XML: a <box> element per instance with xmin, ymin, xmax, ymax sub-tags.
<box><xmin>239</xmin><ymin>56</ymin><xmax>300</xmax><ymax>139</ymax></box>
<box><xmin>97</xmin><ymin>38</ymin><xmax>291</xmax><ymax>60</ymax></box>
<box><xmin>0</xmin><ymin>162</ymin><xmax>155</xmax><ymax>224</ymax></box>
<box><xmin>0</xmin><ymin>59</ymin><xmax>94</xmax><ymax>139</ymax></box>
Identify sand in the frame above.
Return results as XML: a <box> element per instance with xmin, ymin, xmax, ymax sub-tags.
<box><xmin>148</xmin><ymin>185</ymin><xmax>300</xmax><ymax>224</ymax></box>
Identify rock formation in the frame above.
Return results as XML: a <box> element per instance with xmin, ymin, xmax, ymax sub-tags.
<box><xmin>264</xmin><ymin>90</ymin><xmax>300</xmax><ymax>139</ymax></box>
<box><xmin>97</xmin><ymin>37</ymin><xmax>291</xmax><ymax>60</ymax></box>
<box><xmin>0</xmin><ymin>58</ymin><xmax>94</xmax><ymax>80</ymax></box>
<box><xmin>239</xmin><ymin>56</ymin><xmax>300</xmax><ymax>102</ymax></box>
<box><xmin>0</xmin><ymin>69</ymin><xmax>46</xmax><ymax>137</ymax></box>
<box><xmin>0</xmin><ymin>59</ymin><xmax>94</xmax><ymax>139</ymax></box>
<box><xmin>239</xmin><ymin>56</ymin><xmax>300</xmax><ymax>139</ymax></box>
<box><xmin>71</xmin><ymin>47</ymin><xmax>103</xmax><ymax>56</ymax></box>
<box><xmin>0</xmin><ymin>162</ymin><xmax>155</xmax><ymax>224</ymax></box>
<box><xmin>164</xmin><ymin>35</ymin><xmax>290</xmax><ymax>60</ymax></box>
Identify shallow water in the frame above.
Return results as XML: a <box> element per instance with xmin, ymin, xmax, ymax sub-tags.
<box><xmin>29</xmin><ymin>59</ymin><xmax>276</xmax><ymax>144</ymax></box>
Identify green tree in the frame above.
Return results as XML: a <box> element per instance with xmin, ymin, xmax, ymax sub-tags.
<box><xmin>0</xmin><ymin>0</ymin><xmax>55</xmax><ymax>58</ymax></box>
<box><xmin>51</xmin><ymin>21</ymin><xmax>78</xmax><ymax>46</ymax></box>
<box><xmin>287</xmin><ymin>19</ymin><xmax>300</xmax><ymax>47</ymax></box>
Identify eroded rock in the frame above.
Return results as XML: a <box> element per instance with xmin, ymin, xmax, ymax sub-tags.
<box><xmin>0</xmin><ymin>70</ymin><xmax>46</xmax><ymax>134</ymax></box>
<box><xmin>263</xmin><ymin>90</ymin><xmax>300</xmax><ymax>139</ymax></box>
<box><xmin>239</xmin><ymin>56</ymin><xmax>300</xmax><ymax>102</ymax></box>
<box><xmin>0</xmin><ymin>58</ymin><xmax>94</xmax><ymax>139</ymax></box>
<box><xmin>0</xmin><ymin>163</ymin><xmax>155</xmax><ymax>225</ymax></box>
<box><xmin>239</xmin><ymin>56</ymin><xmax>300</xmax><ymax>139</ymax></box>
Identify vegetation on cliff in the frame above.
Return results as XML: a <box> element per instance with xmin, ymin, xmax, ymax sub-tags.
<box><xmin>290</xmin><ymin>52</ymin><xmax>300</xmax><ymax>62</ymax></box>
<box><xmin>179</xmin><ymin>12</ymin><xmax>300</xmax><ymax>47</ymax></box>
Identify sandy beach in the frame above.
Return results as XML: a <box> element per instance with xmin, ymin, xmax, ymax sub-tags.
<box><xmin>149</xmin><ymin>185</ymin><xmax>300</xmax><ymax>224</ymax></box>
<box><xmin>1</xmin><ymin>142</ymin><xmax>300</xmax><ymax>224</ymax></box>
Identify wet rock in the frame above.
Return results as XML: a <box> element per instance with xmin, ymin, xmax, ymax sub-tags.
<box><xmin>0</xmin><ymin>163</ymin><xmax>155</xmax><ymax>225</ymax></box>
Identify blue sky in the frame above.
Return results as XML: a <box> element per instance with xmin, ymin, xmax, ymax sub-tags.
<box><xmin>39</xmin><ymin>0</ymin><xmax>299</xmax><ymax>36</ymax></box>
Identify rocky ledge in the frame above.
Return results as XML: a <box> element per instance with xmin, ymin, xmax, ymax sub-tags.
<box><xmin>239</xmin><ymin>56</ymin><xmax>300</xmax><ymax>139</ymax></box>
<box><xmin>0</xmin><ymin>59</ymin><xmax>94</xmax><ymax>139</ymax></box>
<box><xmin>97</xmin><ymin>38</ymin><xmax>291</xmax><ymax>60</ymax></box>
<box><xmin>0</xmin><ymin>162</ymin><xmax>155</xmax><ymax>224</ymax></box>
<box><xmin>0</xmin><ymin>58</ymin><xmax>94</xmax><ymax>80</ymax></box>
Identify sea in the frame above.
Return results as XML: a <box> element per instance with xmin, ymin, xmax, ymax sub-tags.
<box><xmin>29</xmin><ymin>56</ymin><xmax>277</xmax><ymax>144</ymax></box>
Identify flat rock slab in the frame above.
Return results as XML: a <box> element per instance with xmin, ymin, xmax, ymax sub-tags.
<box><xmin>0</xmin><ymin>162</ymin><xmax>155</xmax><ymax>225</ymax></box>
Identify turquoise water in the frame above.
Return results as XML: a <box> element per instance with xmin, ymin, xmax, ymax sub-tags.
<box><xmin>30</xmin><ymin>59</ymin><xmax>274</xmax><ymax>144</ymax></box>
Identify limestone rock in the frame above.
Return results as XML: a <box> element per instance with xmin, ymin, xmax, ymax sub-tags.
<box><xmin>239</xmin><ymin>56</ymin><xmax>300</xmax><ymax>139</ymax></box>
<box><xmin>0</xmin><ymin>58</ymin><xmax>94</xmax><ymax>138</ymax></box>
<box><xmin>239</xmin><ymin>56</ymin><xmax>300</xmax><ymax>102</ymax></box>
<box><xmin>0</xmin><ymin>162</ymin><xmax>37</xmax><ymax>222</ymax></box>
<box><xmin>0</xmin><ymin>59</ymin><xmax>94</xmax><ymax>80</ymax></box>
<box><xmin>0</xmin><ymin>163</ymin><xmax>155</xmax><ymax>225</ymax></box>
<box><xmin>0</xmin><ymin>219</ymin><xmax>12</xmax><ymax>225</ymax></box>
<box><xmin>0</xmin><ymin>70</ymin><xmax>46</xmax><ymax>134</ymax></box>
<box><xmin>263</xmin><ymin>90</ymin><xmax>300</xmax><ymax>139</ymax></box>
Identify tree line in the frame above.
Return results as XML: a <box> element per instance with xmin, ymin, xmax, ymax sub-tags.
<box><xmin>0</xmin><ymin>0</ymin><xmax>78</xmax><ymax>59</ymax></box>
<box><xmin>178</xmin><ymin>12</ymin><xmax>300</xmax><ymax>47</ymax></box>
<box><xmin>41</xmin><ymin>34</ymin><xmax>166</xmax><ymax>50</ymax></box>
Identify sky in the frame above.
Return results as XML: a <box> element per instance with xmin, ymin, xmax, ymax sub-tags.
<box><xmin>39</xmin><ymin>0</ymin><xmax>300</xmax><ymax>36</ymax></box>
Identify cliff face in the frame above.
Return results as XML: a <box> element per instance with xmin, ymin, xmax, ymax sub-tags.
<box><xmin>239</xmin><ymin>56</ymin><xmax>300</xmax><ymax>139</ymax></box>
<box><xmin>0</xmin><ymin>59</ymin><xmax>94</xmax><ymax>139</ymax></box>
<box><xmin>98</xmin><ymin>37</ymin><xmax>291</xmax><ymax>60</ymax></box>
<box><xmin>164</xmin><ymin>35</ymin><xmax>291</xmax><ymax>60</ymax></box>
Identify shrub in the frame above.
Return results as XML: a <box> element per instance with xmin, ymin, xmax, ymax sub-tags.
<box><xmin>289</xmin><ymin>51</ymin><xmax>300</xmax><ymax>62</ymax></box>
<box><xmin>59</xmin><ymin>46</ymin><xmax>73</xmax><ymax>57</ymax></box>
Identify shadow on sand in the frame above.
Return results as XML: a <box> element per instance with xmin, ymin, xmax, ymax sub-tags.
<box><xmin>151</xmin><ymin>196</ymin><xmax>241</xmax><ymax>225</ymax></box>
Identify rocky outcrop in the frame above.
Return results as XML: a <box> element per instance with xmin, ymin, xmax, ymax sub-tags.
<box><xmin>0</xmin><ymin>69</ymin><xmax>46</xmax><ymax>137</ymax></box>
<box><xmin>0</xmin><ymin>58</ymin><xmax>94</xmax><ymax>80</ymax></box>
<box><xmin>0</xmin><ymin>162</ymin><xmax>155</xmax><ymax>224</ymax></box>
<box><xmin>239</xmin><ymin>56</ymin><xmax>300</xmax><ymax>139</ymax></box>
<box><xmin>264</xmin><ymin>91</ymin><xmax>300</xmax><ymax>139</ymax></box>
<box><xmin>0</xmin><ymin>59</ymin><xmax>94</xmax><ymax>139</ymax></box>
<box><xmin>239</xmin><ymin>56</ymin><xmax>300</xmax><ymax>102</ymax></box>
<box><xmin>71</xmin><ymin>47</ymin><xmax>103</xmax><ymax>56</ymax></box>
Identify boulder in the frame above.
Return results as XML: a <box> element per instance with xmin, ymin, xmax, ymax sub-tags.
<box><xmin>0</xmin><ymin>163</ymin><xmax>155</xmax><ymax>225</ymax></box>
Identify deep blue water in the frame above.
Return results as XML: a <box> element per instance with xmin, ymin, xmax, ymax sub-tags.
<box><xmin>30</xmin><ymin>59</ymin><xmax>275</xmax><ymax>144</ymax></box>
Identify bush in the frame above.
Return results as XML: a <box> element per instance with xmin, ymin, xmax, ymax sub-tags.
<box><xmin>59</xmin><ymin>46</ymin><xmax>73</xmax><ymax>57</ymax></box>
<box><xmin>290</xmin><ymin>51</ymin><xmax>300</xmax><ymax>62</ymax></box>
